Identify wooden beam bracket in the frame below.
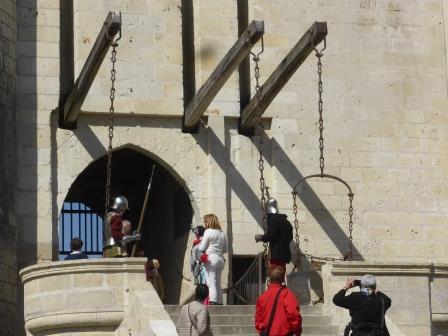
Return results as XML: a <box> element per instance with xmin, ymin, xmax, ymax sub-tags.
<box><xmin>182</xmin><ymin>20</ymin><xmax>264</xmax><ymax>133</ymax></box>
<box><xmin>59</xmin><ymin>12</ymin><xmax>122</xmax><ymax>130</ymax></box>
<box><xmin>239</xmin><ymin>21</ymin><xmax>327</xmax><ymax>135</ymax></box>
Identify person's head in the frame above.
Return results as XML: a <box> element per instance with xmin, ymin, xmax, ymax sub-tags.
<box><xmin>360</xmin><ymin>274</ymin><xmax>377</xmax><ymax>296</ymax></box>
<box><xmin>266</xmin><ymin>197</ymin><xmax>279</xmax><ymax>214</ymax></box>
<box><xmin>203</xmin><ymin>214</ymin><xmax>221</xmax><ymax>230</ymax></box>
<box><xmin>193</xmin><ymin>225</ymin><xmax>205</xmax><ymax>238</ymax></box>
<box><xmin>268</xmin><ymin>265</ymin><xmax>285</xmax><ymax>284</ymax></box>
<box><xmin>195</xmin><ymin>284</ymin><xmax>209</xmax><ymax>301</ymax></box>
<box><xmin>153</xmin><ymin>259</ymin><xmax>160</xmax><ymax>270</ymax></box>
<box><xmin>112</xmin><ymin>196</ymin><xmax>129</xmax><ymax>214</ymax></box>
<box><xmin>122</xmin><ymin>220</ymin><xmax>132</xmax><ymax>235</ymax></box>
<box><xmin>146</xmin><ymin>258</ymin><xmax>154</xmax><ymax>270</ymax></box>
<box><xmin>70</xmin><ymin>237</ymin><xmax>83</xmax><ymax>252</ymax></box>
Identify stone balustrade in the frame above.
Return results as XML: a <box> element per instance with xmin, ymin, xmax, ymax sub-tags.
<box><xmin>20</xmin><ymin>258</ymin><xmax>177</xmax><ymax>336</ymax></box>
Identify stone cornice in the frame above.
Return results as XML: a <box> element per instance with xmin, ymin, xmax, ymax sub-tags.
<box><xmin>330</xmin><ymin>261</ymin><xmax>448</xmax><ymax>276</ymax></box>
<box><xmin>25</xmin><ymin>309</ymin><xmax>124</xmax><ymax>333</ymax></box>
<box><xmin>20</xmin><ymin>258</ymin><xmax>147</xmax><ymax>284</ymax></box>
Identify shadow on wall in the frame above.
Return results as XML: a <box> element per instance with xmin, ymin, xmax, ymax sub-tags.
<box><xmin>15</xmin><ymin>0</ymin><xmax>38</xmax><ymax>335</ymax></box>
<box><xmin>61</xmin><ymin>147</ymin><xmax>193</xmax><ymax>304</ymax></box>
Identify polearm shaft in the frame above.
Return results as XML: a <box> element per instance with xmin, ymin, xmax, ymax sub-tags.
<box><xmin>131</xmin><ymin>164</ymin><xmax>156</xmax><ymax>257</ymax></box>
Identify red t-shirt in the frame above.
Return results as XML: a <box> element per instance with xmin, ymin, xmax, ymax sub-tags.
<box><xmin>255</xmin><ymin>283</ymin><xmax>302</xmax><ymax>336</ymax></box>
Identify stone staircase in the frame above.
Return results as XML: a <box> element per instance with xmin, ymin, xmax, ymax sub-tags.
<box><xmin>165</xmin><ymin>304</ymin><xmax>339</xmax><ymax>336</ymax></box>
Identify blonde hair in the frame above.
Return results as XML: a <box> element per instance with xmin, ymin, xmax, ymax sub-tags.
<box><xmin>203</xmin><ymin>214</ymin><xmax>221</xmax><ymax>230</ymax></box>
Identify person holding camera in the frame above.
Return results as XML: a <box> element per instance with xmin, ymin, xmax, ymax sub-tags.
<box><xmin>333</xmin><ymin>275</ymin><xmax>391</xmax><ymax>336</ymax></box>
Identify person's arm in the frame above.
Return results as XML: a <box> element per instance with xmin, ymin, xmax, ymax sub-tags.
<box><xmin>222</xmin><ymin>232</ymin><xmax>228</xmax><ymax>254</ymax></box>
<box><xmin>196</xmin><ymin>307</ymin><xmax>211</xmax><ymax>335</ymax></box>
<box><xmin>284</xmin><ymin>290</ymin><xmax>302</xmax><ymax>336</ymax></box>
<box><xmin>198</xmin><ymin>230</ymin><xmax>210</xmax><ymax>252</ymax></box>
<box><xmin>261</xmin><ymin>217</ymin><xmax>279</xmax><ymax>243</ymax></box>
<box><xmin>333</xmin><ymin>278</ymin><xmax>356</xmax><ymax>309</ymax></box>
<box><xmin>377</xmin><ymin>291</ymin><xmax>392</xmax><ymax>310</ymax></box>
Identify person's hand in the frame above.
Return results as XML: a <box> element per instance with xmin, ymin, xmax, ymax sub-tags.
<box><xmin>200</xmin><ymin>252</ymin><xmax>208</xmax><ymax>263</ymax></box>
<box><xmin>255</xmin><ymin>234</ymin><xmax>263</xmax><ymax>242</ymax></box>
<box><xmin>135</xmin><ymin>233</ymin><xmax>142</xmax><ymax>241</ymax></box>
<box><xmin>344</xmin><ymin>277</ymin><xmax>354</xmax><ymax>290</ymax></box>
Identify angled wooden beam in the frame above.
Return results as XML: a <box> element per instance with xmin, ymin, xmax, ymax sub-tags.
<box><xmin>239</xmin><ymin>21</ymin><xmax>327</xmax><ymax>135</ymax></box>
<box><xmin>182</xmin><ymin>20</ymin><xmax>264</xmax><ymax>133</ymax></box>
<box><xmin>59</xmin><ymin>12</ymin><xmax>121</xmax><ymax>129</ymax></box>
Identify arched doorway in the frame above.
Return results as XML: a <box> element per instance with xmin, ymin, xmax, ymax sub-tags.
<box><xmin>60</xmin><ymin>146</ymin><xmax>194</xmax><ymax>303</ymax></box>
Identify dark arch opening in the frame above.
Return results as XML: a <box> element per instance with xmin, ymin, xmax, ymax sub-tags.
<box><xmin>62</xmin><ymin>147</ymin><xmax>193</xmax><ymax>303</ymax></box>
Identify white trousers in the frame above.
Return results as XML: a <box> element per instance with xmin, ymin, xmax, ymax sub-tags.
<box><xmin>204</xmin><ymin>254</ymin><xmax>225</xmax><ymax>304</ymax></box>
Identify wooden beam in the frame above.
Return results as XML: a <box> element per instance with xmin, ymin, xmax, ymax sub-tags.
<box><xmin>183</xmin><ymin>20</ymin><xmax>264</xmax><ymax>133</ymax></box>
<box><xmin>239</xmin><ymin>21</ymin><xmax>327</xmax><ymax>135</ymax></box>
<box><xmin>59</xmin><ymin>12</ymin><xmax>121</xmax><ymax>129</ymax></box>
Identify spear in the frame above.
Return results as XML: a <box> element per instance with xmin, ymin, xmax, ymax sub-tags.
<box><xmin>131</xmin><ymin>164</ymin><xmax>156</xmax><ymax>257</ymax></box>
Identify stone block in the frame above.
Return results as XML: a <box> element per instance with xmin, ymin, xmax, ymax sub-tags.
<box><xmin>73</xmin><ymin>273</ymin><xmax>104</xmax><ymax>288</ymax></box>
<box><xmin>38</xmin><ymin>274</ymin><xmax>72</xmax><ymax>292</ymax></box>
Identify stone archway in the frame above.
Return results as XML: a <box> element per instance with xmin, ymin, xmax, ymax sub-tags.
<box><xmin>62</xmin><ymin>146</ymin><xmax>194</xmax><ymax>303</ymax></box>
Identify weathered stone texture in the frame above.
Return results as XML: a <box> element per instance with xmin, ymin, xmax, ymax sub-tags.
<box><xmin>10</xmin><ymin>0</ymin><xmax>448</xmax><ymax>334</ymax></box>
<box><xmin>0</xmin><ymin>0</ymin><xmax>17</xmax><ymax>335</ymax></box>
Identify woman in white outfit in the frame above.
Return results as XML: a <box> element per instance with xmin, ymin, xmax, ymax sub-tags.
<box><xmin>198</xmin><ymin>214</ymin><xmax>228</xmax><ymax>305</ymax></box>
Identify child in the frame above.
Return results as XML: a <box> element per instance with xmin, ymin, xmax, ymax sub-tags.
<box><xmin>190</xmin><ymin>226</ymin><xmax>207</xmax><ymax>285</ymax></box>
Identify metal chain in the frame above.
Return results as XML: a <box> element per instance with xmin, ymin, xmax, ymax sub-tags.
<box><xmin>347</xmin><ymin>192</ymin><xmax>354</xmax><ymax>260</ymax></box>
<box><xmin>290</xmin><ymin>36</ymin><xmax>356</xmax><ymax>265</ymax></box>
<box><xmin>316</xmin><ymin>48</ymin><xmax>325</xmax><ymax>176</ymax></box>
<box><xmin>104</xmin><ymin>41</ymin><xmax>118</xmax><ymax>227</ymax></box>
<box><xmin>250</xmin><ymin>38</ymin><xmax>270</xmax><ymax>271</ymax></box>
<box><xmin>292</xmin><ymin>192</ymin><xmax>300</xmax><ymax>271</ymax></box>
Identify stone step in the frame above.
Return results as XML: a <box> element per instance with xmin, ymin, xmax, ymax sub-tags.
<box><xmin>168</xmin><ymin>313</ymin><xmax>331</xmax><ymax>326</ymax></box>
<box><xmin>205</xmin><ymin>324</ymin><xmax>338</xmax><ymax>335</ymax></box>
<box><xmin>165</xmin><ymin>304</ymin><xmax>338</xmax><ymax>336</ymax></box>
<box><xmin>164</xmin><ymin>304</ymin><xmax>323</xmax><ymax>315</ymax></box>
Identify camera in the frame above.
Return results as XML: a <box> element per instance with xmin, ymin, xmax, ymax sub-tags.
<box><xmin>353</xmin><ymin>279</ymin><xmax>361</xmax><ymax>287</ymax></box>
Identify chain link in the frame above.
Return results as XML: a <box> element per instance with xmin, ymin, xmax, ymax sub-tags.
<box><xmin>316</xmin><ymin>49</ymin><xmax>325</xmax><ymax>176</ymax></box>
<box><xmin>347</xmin><ymin>192</ymin><xmax>354</xmax><ymax>260</ymax></box>
<box><xmin>292</xmin><ymin>192</ymin><xmax>300</xmax><ymax>271</ymax></box>
<box><xmin>290</xmin><ymin>36</ymin><xmax>356</xmax><ymax>265</ymax></box>
<box><xmin>104</xmin><ymin>41</ymin><xmax>118</xmax><ymax>230</ymax></box>
<box><xmin>250</xmin><ymin>39</ymin><xmax>270</xmax><ymax>271</ymax></box>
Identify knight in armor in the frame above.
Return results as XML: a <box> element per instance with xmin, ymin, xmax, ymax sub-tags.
<box><xmin>104</xmin><ymin>196</ymin><xmax>141</xmax><ymax>257</ymax></box>
<box><xmin>255</xmin><ymin>197</ymin><xmax>293</xmax><ymax>271</ymax></box>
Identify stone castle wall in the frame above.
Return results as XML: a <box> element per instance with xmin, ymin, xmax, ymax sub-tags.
<box><xmin>0</xmin><ymin>0</ymin><xmax>17</xmax><ymax>335</ymax></box>
<box><xmin>12</xmin><ymin>0</ymin><xmax>448</xmax><ymax>333</ymax></box>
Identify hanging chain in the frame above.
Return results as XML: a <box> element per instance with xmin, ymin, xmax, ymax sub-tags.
<box><xmin>250</xmin><ymin>38</ymin><xmax>270</xmax><ymax>271</ymax></box>
<box><xmin>347</xmin><ymin>192</ymin><xmax>354</xmax><ymax>260</ymax></box>
<box><xmin>292</xmin><ymin>192</ymin><xmax>300</xmax><ymax>271</ymax></box>
<box><xmin>104</xmin><ymin>40</ymin><xmax>118</xmax><ymax>227</ymax></box>
<box><xmin>290</xmin><ymin>35</ymin><xmax>356</xmax><ymax>264</ymax></box>
<box><xmin>316</xmin><ymin>49</ymin><xmax>325</xmax><ymax>176</ymax></box>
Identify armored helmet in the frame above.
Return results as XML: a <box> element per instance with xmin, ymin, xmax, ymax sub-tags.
<box><xmin>112</xmin><ymin>196</ymin><xmax>129</xmax><ymax>213</ymax></box>
<box><xmin>265</xmin><ymin>197</ymin><xmax>279</xmax><ymax>214</ymax></box>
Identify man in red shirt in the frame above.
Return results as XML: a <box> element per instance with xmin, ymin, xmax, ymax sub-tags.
<box><xmin>255</xmin><ymin>266</ymin><xmax>302</xmax><ymax>336</ymax></box>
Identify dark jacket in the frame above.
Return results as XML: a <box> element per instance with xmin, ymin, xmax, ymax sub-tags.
<box><xmin>261</xmin><ymin>213</ymin><xmax>293</xmax><ymax>263</ymax></box>
<box><xmin>333</xmin><ymin>289</ymin><xmax>391</xmax><ymax>335</ymax></box>
<box><xmin>64</xmin><ymin>252</ymin><xmax>89</xmax><ymax>260</ymax></box>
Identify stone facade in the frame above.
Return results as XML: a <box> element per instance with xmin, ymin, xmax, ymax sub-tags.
<box><xmin>6</xmin><ymin>0</ymin><xmax>448</xmax><ymax>335</ymax></box>
<box><xmin>0</xmin><ymin>0</ymin><xmax>17</xmax><ymax>335</ymax></box>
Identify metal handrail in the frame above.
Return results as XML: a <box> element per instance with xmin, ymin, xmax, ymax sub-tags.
<box><xmin>227</xmin><ymin>253</ymin><xmax>265</xmax><ymax>305</ymax></box>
